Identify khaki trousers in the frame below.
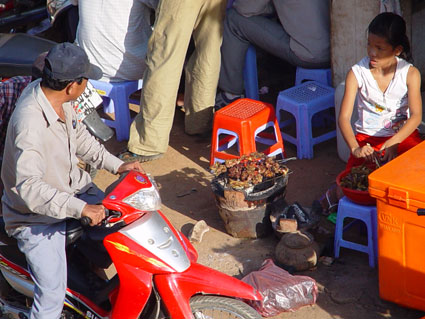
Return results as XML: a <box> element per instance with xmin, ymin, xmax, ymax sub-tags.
<box><xmin>128</xmin><ymin>0</ymin><xmax>226</xmax><ymax>155</ymax></box>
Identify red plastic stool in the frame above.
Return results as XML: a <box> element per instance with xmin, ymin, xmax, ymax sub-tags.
<box><xmin>210</xmin><ymin>98</ymin><xmax>285</xmax><ymax>166</ymax></box>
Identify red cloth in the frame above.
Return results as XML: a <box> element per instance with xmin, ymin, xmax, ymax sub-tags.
<box><xmin>346</xmin><ymin>130</ymin><xmax>422</xmax><ymax>170</ymax></box>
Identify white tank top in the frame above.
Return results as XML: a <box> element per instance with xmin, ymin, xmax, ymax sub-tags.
<box><xmin>352</xmin><ymin>56</ymin><xmax>411</xmax><ymax>137</ymax></box>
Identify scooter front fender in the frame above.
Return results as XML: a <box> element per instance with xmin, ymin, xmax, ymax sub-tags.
<box><xmin>154</xmin><ymin>262</ymin><xmax>262</xmax><ymax>318</ymax></box>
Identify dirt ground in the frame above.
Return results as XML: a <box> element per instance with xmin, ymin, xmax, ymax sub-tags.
<box><xmin>92</xmin><ymin>53</ymin><xmax>425</xmax><ymax>319</ymax></box>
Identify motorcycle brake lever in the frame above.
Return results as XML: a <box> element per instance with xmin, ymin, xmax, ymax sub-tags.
<box><xmin>103</xmin><ymin>210</ymin><xmax>122</xmax><ymax>224</ymax></box>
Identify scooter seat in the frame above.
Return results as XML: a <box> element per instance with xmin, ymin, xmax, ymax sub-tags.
<box><xmin>0</xmin><ymin>33</ymin><xmax>56</xmax><ymax>77</ymax></box>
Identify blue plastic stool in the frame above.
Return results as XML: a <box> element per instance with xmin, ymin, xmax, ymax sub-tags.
<box><xmin>243</xmin><ymin>45</ymin><xmax>259</xmax><ymax>100</ymax></box>
<box><xmin>89</xmin><ymin>79</ymin><xmax>143</xmax><ymax>141</ymax></box>
<box><xmin>275</xmin><ymin>81</ymin><xmax>336</xmax><ymax>159</ymax></box>
<box><xmin>295</xmin><ymin>66</ymin><xmax>332</xmax><ymax>128</ymax></box>
<box><xmin>243</xmin><ymin>50</ymin><xmax>332</xmax><ymax>101</ymax></box>
<box><xmin>334</xmin><ymin>196</ymin><xmax>378</xmax><ymax>268</ymax></box>
<box><xmin>295</xmin><ymin>67</ymin><xmax>332</xmax><ymax>86</ymax></box>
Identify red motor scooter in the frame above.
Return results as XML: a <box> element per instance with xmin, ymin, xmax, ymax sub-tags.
<box><xmin>0</xmin><ymin>171</ymin><xmax>262</xmax><ymax>319</ymax></box>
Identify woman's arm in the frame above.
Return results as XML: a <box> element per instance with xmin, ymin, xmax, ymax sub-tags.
<box><xmin>338</xmin><ymin>70</ymin><xmax>358</xmax><ymax>152</ymax></box>
<box><xmin>380</xmin><ymin>66</ymin><xmax>422</xmax><ymax>160</ymax></box>
<box><xmin>338</xmin><ymin>70</ymin><xmax>374</xmax><ymax>159</ymax></box>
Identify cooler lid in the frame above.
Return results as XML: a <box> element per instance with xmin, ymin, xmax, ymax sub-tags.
<box><xmin>368</xmin><ymin>141</ymin><xmax>425</xmax><ymax>212</ymax></box>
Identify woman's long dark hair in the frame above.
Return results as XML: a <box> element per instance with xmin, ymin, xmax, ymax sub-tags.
<box><xmin>368</xmin><ymin>12</ymin><xmax>412</xmax><ymax>62</ymax></box>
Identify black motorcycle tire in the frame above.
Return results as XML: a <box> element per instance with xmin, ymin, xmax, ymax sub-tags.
<box><xmin>190</xmin><ymin>296</ymin><xmax>261</xmax><ymax>319</ymax></box>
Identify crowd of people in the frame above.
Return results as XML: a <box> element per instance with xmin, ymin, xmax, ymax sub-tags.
<box><xmin>0</xmin><ymin>0</ymin><xmax>423</xmax><ymax>318</ymax></box>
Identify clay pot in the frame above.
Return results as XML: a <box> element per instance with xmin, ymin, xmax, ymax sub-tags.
<box><xmin>275</xmin><ymin>230</ymin><xmax>320</xmax><ymax>271</ymax></box>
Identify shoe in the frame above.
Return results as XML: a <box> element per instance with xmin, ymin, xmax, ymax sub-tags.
<box><xmin>214</xmin><ymin>91</ymin><xmax>243</xmax><ymax>111</ymax></box>
<box><xmin>118</xmin><ymin>150</ymin><xmax>164</xmax><ymax>163</ymax></box>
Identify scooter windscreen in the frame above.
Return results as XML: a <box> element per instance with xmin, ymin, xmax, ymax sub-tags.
<box><xmin>103</xmin><ymin>171</ymin><xmax>162</xmax><ymax>225</ymax></box>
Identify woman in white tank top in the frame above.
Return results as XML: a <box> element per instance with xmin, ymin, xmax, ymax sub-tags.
<box><xmin>339</xmin><ymin>12</ymin><xmax>422</xmax><ymax>169</ymax></box>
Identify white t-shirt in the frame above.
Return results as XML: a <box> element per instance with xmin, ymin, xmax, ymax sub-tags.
<box><xmin>76</xmin><ymin>0</ymin><xmax>158</xmax><ymax>82</ymax></box>
<box><xmin>352</xmin><ymin>56</ymin><xmax>411</xmax><ymax>137</ymax></box>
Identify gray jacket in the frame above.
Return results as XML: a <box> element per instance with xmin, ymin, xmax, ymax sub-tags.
<box><xmin>1</xmin><ymin>80</ymin><xmax>123</xmax><ymax>234</ymax></box>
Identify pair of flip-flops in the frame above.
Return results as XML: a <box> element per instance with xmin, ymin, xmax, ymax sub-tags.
<box><xmin>118</xmin><ymin>150</ymin><xmax>163</xmax><ymax>163</ymax></box>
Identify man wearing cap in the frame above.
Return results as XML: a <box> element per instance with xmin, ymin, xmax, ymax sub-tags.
<box><xmin>1</xmin><ymin>42</ymin><xmax>142</xmax><ymax>319</ymax></box>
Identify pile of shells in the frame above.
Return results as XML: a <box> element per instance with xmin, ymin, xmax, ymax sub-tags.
<box><xmin>340</xmin><ymin>165</ymin><xmax>374</xmax><ymax>191</ymax></box>
<box><xmin>210</xmin><ymin>152</ymin><xmax>289</xmax><ymax>190</ymax></box>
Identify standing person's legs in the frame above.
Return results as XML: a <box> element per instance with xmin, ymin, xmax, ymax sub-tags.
<box><xmin>13</xmin><ymin>222</ymin><xmax>67</xmax><ymax>319</ymax></box>
<box><xmin>128</xmin><ymin>0</ymin><xmax>202</xmax><ymax>156</ymax></box>
<box><xmin>183</xmin><ymin>0</ymin><xmax>227</xmax><ymax>135</ymax></box>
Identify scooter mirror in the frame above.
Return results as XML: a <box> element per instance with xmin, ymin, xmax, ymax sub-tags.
<box><xmin>82</xmin><ymin>110</ymin><xmax>114</xmax><ymax>143</ymax></box>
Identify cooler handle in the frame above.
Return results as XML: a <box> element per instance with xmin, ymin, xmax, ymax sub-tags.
<box><xmin>417</xmin><ymin>209</ymin><xmax>425</xmax><ymax>216</ymax></box>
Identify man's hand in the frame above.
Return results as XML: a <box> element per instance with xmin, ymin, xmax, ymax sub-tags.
<box><xmin>81</xmin><ymin>204</ymin><xmax>105</xmax><ymax>226</ymax></box>
<box><xmin>117</xmin><ymin>161</ymin><xmax>144</xmax><ymax>174</ymax></box>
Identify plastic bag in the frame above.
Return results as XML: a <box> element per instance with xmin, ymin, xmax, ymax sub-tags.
<box><xmin>242</xmin><ymin>259</ymin><xmax>318</xmax><ymax>317</ymax></box>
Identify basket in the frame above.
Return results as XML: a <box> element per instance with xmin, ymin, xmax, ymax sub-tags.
<box><xmin>336</xmin><ymin>168</ymin><xmax>376</xmax><ymax>206</ymax></box>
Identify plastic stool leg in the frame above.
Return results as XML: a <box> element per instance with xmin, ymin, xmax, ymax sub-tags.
<box><xmin>367</xmin><ymin>217</ymin><xmax>376</xmax><ymax>268</ymax></box>
<box><xmin>243</xmin><ymin>45</ymin><xmax>259</xmax><ymax>100</ymax></box>
<box><xmin>370</xmin><ymin>207</ymin><xmax>378</xmax><ymax>265</ymax></box>
<box><xmin>101</xmin><ymin>96</ymin><xmax>114</xmax><ymax>115</ymax></box>
<box><xmin>334</xmin><ymin>197</ymin><xmax>377</xmax><ymax>268</ymax></box>
<box><xmin>227</xmin><ymin>0</ymin><xmax>235</xmax><ymax>9</ymax></box>
<box><xmin>296</xmin><ymin>105</ymin><xmax>314</xmax><ymax>159</ymax></box>
<box><xmin>371</xmin><ymin>207</ymin><xmax>378</xmax><ymax>266</ymax></box>
<box><xmin>113</xmin><ymin>81</ymin><xmax>143</xmax><ymax>141</ymax></box>
<box><xmin>334</xmin><ymin>212</ymin><xmax>344</xmax><ymax>259</ymax></box>
<box><xmin>114</xmin><ymin>86</ymin><xmax>132</xmax><ymax>141</ymax></box>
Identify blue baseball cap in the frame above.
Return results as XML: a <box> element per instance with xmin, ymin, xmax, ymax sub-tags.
<box><xmin>44</xmin><ymin>42</ymin><xmax>102</xmax><ymax>81</ymax></box>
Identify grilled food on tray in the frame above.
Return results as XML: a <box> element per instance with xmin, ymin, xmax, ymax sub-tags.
<box><xmin>210</xmin><ymin>152</ymin><xmax>289</xmax><ymax>190</ymax></box>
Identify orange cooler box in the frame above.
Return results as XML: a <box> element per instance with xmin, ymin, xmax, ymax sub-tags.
<box><xmin>368</xmin><ymin>141</ymin><xmax>425</xmax><ymax>311</ymax></box>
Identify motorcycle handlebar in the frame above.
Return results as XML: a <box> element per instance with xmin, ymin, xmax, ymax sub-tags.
<box><xmin>80</xmin><ymin>208</ymin><xmax>110</xmax><ymax>227</ymax></box>
<box><xmin>80</xmin><ymin>216</ymin><xmax>91</xmax><ymax>227</ymax></box>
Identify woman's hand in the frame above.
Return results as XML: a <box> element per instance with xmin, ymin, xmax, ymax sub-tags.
<box><xmin>379</xmin><ymin>142</ymin><xmax>399</xmax><ymax>162</ymax></box>
<box><xmin>352</xmin><ymin>143</ymin><xmax>375</xmax><ymax>162</ymax></box>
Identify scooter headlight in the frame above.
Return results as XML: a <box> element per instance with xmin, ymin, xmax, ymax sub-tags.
<box><xmin>123</xmin><ymin>175</ymin><xmax>162</xmax><ymax>211</ymax></box>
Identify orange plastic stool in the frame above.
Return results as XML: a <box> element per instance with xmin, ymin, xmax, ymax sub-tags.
<box><xmin>210</xmin><ymin>98</ymin><xmax>285</xmax><ymax>165</ymax></box>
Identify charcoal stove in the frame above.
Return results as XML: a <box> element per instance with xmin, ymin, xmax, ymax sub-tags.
<box><xmin>210</xmin><ymin>156</ymin><xmax>292</xmax><ymax>238</ymax></box>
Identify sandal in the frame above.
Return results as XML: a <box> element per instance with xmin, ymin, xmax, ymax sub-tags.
<box><xmin>118</xmin><ymin>150</ymin><xmax>164</xmax><ymax>163</ymax></box>
<box><xmin>319</xmin><ymin>184</ymin><xmax>342</xmax><ymax>216</ymax></box>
